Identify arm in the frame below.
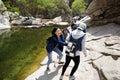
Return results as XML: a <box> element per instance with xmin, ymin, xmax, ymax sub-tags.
<box><xmin>53</xmin><ymin>36</ymin><xmax>67</xmax><ymax>46</ymax></box>
<box><xmin>65</xmin><ymin>33</ymin><xmax>70</xmax><ymax>42</ymax></box>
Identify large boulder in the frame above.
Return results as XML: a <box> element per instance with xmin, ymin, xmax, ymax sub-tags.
<box><xmin>0</xmin><ymin>0</ymin><xmax>10</xmax><ymax>30</ymax></box>
<box><xmin>81</xmin><ymin>23</ymin><xmax>120</xmax><ymax>80</ymax></box>
<box><xmin>86</xmin><ymin>0</ymin><xmax>120</xmax><ymax>25</ymax></box>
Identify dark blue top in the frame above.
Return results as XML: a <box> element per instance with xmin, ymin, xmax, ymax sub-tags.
<box><xmin>46</xmin><ymin>35</ymin><xmax>67</xmax><ymax>53</ymax></box>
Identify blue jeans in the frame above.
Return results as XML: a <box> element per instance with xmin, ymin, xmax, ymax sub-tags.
<box><xmin>47</xmin><ymin>47</ymin><xmax>63</xmax><ymax>66</ymax></box>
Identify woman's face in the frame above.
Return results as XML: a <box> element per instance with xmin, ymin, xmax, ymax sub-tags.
<box><xmin>55</xmin><ymin>28</ymin><xmax>62</xmax><ymax>37</ymax></box>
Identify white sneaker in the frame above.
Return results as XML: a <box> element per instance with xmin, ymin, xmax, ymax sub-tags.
<box><xmin>69</xmin><ymin>75</ymin><xmax>75</xmax><ymax>80</ymax></box>
<box><xmin>59</xmin><ymin>76</ymin><xmax>63</xmax><ymax>80</ymax></box>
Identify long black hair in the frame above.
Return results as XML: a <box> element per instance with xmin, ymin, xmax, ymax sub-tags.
<box><xmin>52</xmin><ymin>27</ymin><xmax>59</xmax><ymax>36</ymax></box>
<box><xmin>51</xmin><ymin>27</ymin><xmax>64</xmax><ymax>39</ymax></box>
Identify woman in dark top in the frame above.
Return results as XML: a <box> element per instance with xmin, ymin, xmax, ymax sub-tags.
<box><xmin>46</xmin><ymin>27</ymin><xmax>67</xmax><ymax>71</ymax></box>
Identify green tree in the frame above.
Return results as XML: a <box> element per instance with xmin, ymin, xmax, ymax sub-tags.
<box><xmin>3</xmin><ymin>0</ymin><xmax>86</xmax><ymax>18</ymax></box>
<box><xmin>3</xmin><ymin>0</ymin><xmax>20</xmax><ymax>13</ymax></box>
<box><xmin>39</xmin><ymin>0</ymin><xmax>58</xmax><ymax>18</ymax></box>
<box><xmin>72</xmin><ymin>0</ymin><xmax>86</xmax><ymax>16</ymax></box>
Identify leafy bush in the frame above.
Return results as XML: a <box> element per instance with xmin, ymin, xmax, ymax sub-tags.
<box><xmin>3</xmin><ymin>0</ymin><xmax>86</xmax><ymax>18</ymax></box>
<box><xmin>72</xmin><ymin>0</ymin><xmax>86</xmax><ymax>15</ymax></box>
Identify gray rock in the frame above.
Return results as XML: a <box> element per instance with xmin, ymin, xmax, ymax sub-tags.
<box><xmin>86</xmin><ymin>23</ymin><xmax>120</xmax><ymax>80</ymax></box>
<box><xmin>86</xmin><ymin>0</ymin><xmax>120</xmax><ymax>25</ymax></box>
<box><xmin>0</xmin><ymin>0</ymin><xmax>10</xmax><ymax>30</ymax></box>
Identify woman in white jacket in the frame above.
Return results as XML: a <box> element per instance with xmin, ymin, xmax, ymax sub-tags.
<box><xmin>60</xmin><ymin>23</ymin><xmax>87</xmax><ymax>80</ymax></box>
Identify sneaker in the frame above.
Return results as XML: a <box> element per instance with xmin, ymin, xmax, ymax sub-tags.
<box><xmin>46</xmin><ymin>67</ymin><xmax>50</xmax><ymax>71</ymax></box>
<box><xmin>69</xmin><ymin>75</ymin><xmax>75</xmax><ymax>80</ymax></box>
<box><xmin>58</xmin><ymin>61</ymin><xmax>64</xmax><ymax>64</ymax></box>
<box><xmin>59</xmin><ymin>76</ymin><xmax>63</xmax><ymax>80</ymax></box>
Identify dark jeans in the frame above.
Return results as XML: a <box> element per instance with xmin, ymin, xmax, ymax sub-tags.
<box><xmin>61</xmin><ymin>55</ymin><xmax>80</xmax><ymax>76</ymax></box>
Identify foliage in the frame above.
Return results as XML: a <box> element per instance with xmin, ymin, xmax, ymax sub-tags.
<box><xmin>72</xmin><ymin>0</ymin><xmax>86</xmax><ymax>15</ymax></box>
<box><xmin>2</xmin><ymin>0</ymin><xmax>72</xmax><ymax>18</ymax></box>
<box><xmin>3</xmin><ymin>0</ymin><xmax>58</xmax><ymax>18</ymax></box>
<box><xmin>3</xmin><ymin>0</ymin><xmax>20</xmax><ymax>13</ymax></box>
<box><xmin>2</xmin><ymin>0</ymin><xmax>87</xmax><ymax>18</ymax></box>
<box><xmin>56</xmin><ymin>0</ymin><xmax>72</xmax><ymax>16</ymax></box>
<box><xmin>39</xmin><ymin>0</ymin><xmax>58</xmax><ymax>18</ymax></box>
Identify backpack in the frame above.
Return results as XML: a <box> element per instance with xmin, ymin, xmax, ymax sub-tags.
<box><xmin>65</xmin><ymin>42</ymin><xmax>76</xmax><ymax>56</ymax></box>
<box><xmin>65</xmin><ymin>34</ymin><xmax>85</xmax><ymax>57</ymax></box>
<box><xmin>46</xmin><ymin>36</ymin><xmax>53</xmax><ymax>44</ymax></box>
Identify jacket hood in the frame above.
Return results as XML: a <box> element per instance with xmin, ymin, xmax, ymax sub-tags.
<box><xmin>71</xmin><ymin>29</ymin><xmax>85</xmax><ymax>39</ymax></box>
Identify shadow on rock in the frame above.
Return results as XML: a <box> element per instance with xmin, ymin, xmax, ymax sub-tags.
<box><xmin>37</xmin><ymin>65</ymin><xmax>62</xmax><ymax>80</ymax></box>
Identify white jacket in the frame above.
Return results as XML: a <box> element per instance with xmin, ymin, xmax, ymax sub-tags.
<box><xmin>66</xmin><ymin>29</ymin><xmax>86</xmax><ymax>56</ymax></box>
